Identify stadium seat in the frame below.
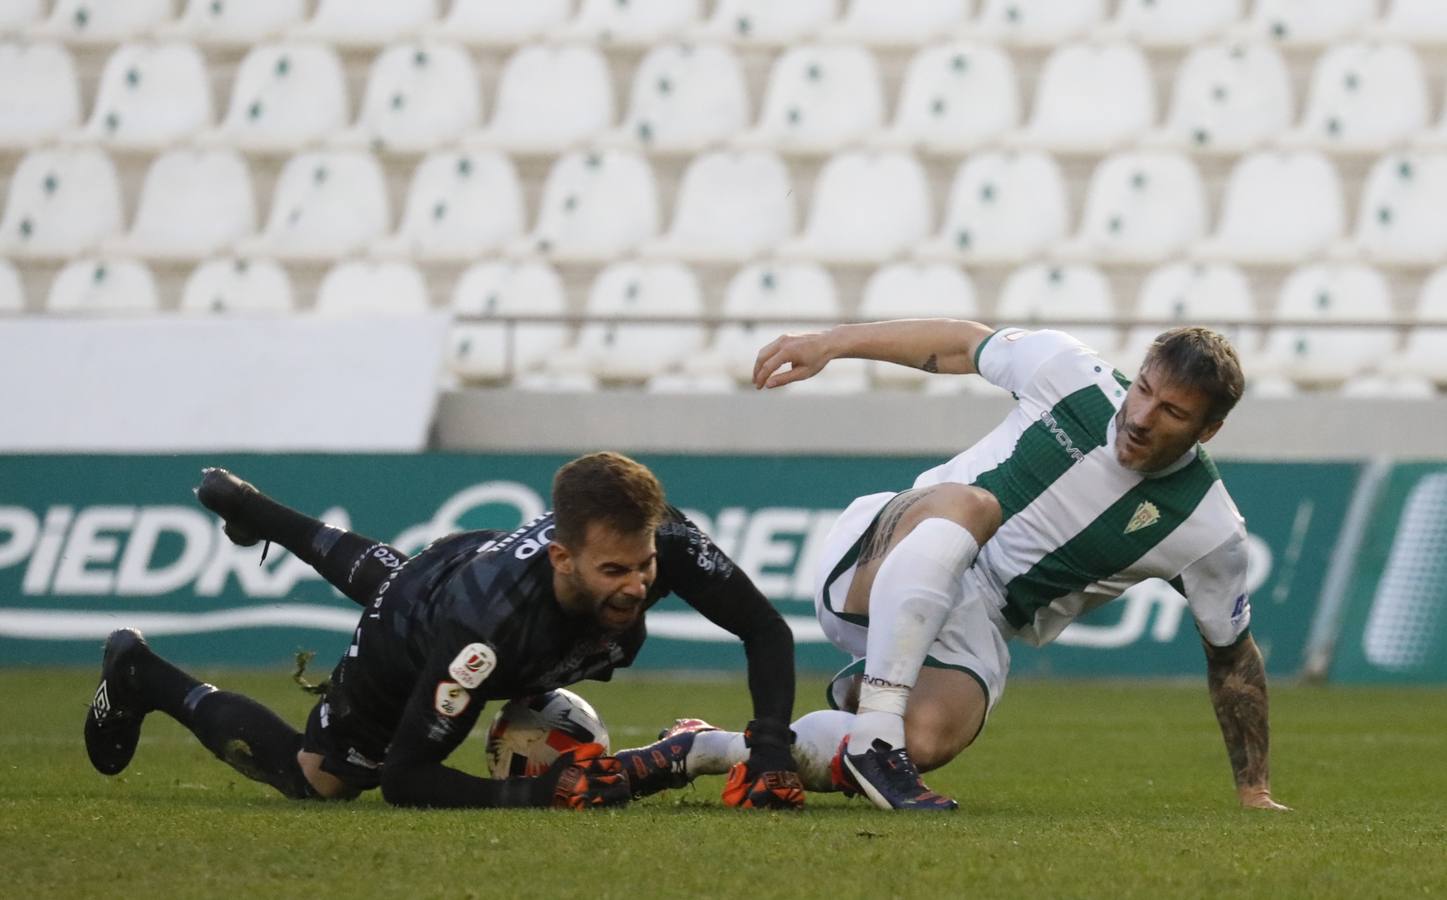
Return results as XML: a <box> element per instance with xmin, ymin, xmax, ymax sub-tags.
<box><xmin>0</xmin><ymin>259</ymin><xmax>24</xmax><ymax>311</ymax></box>
<box><xmin>313</xmin><ymin>261</ymin><xmax>431</xmax><ymax>316</ymax></box>
<box><xmin>737</xmin><ymin>44</ymin><xmax>884</xmax><ymax>153</ymax></box>
<box><xmin>515</xmin><ymin>149</ymin><xmax>659</xmax><ymax>262</ymax></box>
<box><xmin>0</xmin><ymin>0</ymin><xmax>43</xmax><ymax>30</ymax></box>
<box><xmin>609</xmin><ymin>43</ymin><xmax>749</xmax><ymax>153</ymax></box>
<box><xmin>1010</xmin><ymin>42</ymin><xmax>1155</xmax><ymax>152</ymax></box>
<box><xmin>859</xmin><ymin>263</ymin><xmax>979</xmax><ymax>387</ymax></box>
<box><xmin>28</xmin><ymin>0</ymin><xmax>174</xmax><ymax>43</ymax></box>
<box><xmin>555</xmin><ymin>262</ymin><xmax>707</xmax><ymax>382</ymax></box>
<box><xmin>642</xmin><ymin>150</ymin><xmax>795</xmax><ymax>262</ymax></box>
<box><xmin>1194</xmin><ymin>151</ymin><xmax>1344</xmax><ymax>264</ymax></box>
<box><xmin>820</xmin><ymin>0</ymin><xmax>969</xmax><ymax>45</ymax></box>
<box><xmin>179</xmin><ymin>258</ymin><xmax>295</xmax><ymax>314</ymax></box>
<box><xmin>464</xmin><ymin>44</ymin><xmax>613</xmax><ymax>154</ymax></box>
<box><xmin>1387</xmin><ymin>268</ymin><xmax>1447</xmax><ymax>385</ymax></box>
<box><xmin>689</xmin><ymin>0</ymin><xmax>838</xmax><ymax>45</ymax></box>
<box><xmin>1119</xmin><ymin>262</ymin><xmax>1258</xmax><ymax>373</ymax></box>
<box><xmin>1371</xmin><ymin>0</ymin><xmax>1447</xmax><ymax>44</ymax></box>
<box><xmin>105</xmin><ymin>148</ymin><xmax>255</xmax><ymax>260</ymax></box>
<box><xmin>0</xmin><ymin>41</ymin><xmax>80</xmax><ymax>148</ymax></box>
<box><xmin>337</xmin><ymin>42</ymin><xmax>481</xmax><ymax>153</ymax></box>
<box><xmin>996</xmin><ymin>263</ymin><xmax>1119</xmax><ymax>357</ymax></box>
<box><xmin>291</xmin><ymin>0</ymin><xmax>439</xmax><ymax>47</ymax></box>
<box><xmin>77</xmin><ymin>42</ymin><xmax>211</xmax><ymax>149</ymax></box>
<box><xmin>372</xmin><ymin>150</ymin><xmax>524</xmax><ymax>262</ymax></box>
<box><xmin>1096</xmin><ymin>0</ymin><xmax>1241</xmax><ymax>47</ymax></box>
<box><xmin>882</xmin><ymin>41</ymin><xmax>1020</xmax><ymax>152</ymax></box>
<box><xmin>1341</xmin><ymin>153</ymin><xmax>1447</xmax><ymax>265</ymax></box>
<box><xmin>448</xmin><ymin>261</ymin><xmax>568</xmax><ymax>381</ymax></box>
<box><xmin>1055</xmin><ymin>151</ymin><xmax>1207</xmax><ymax>264</ymax></box>
<box><xmin>1233</xmin><ymin>0</ymin><xmax>1376</xmax><ymax>46</ymax></box>
<box><xmin>204</xmin><ymin>42</ymin><xmax>348</xmax><ymax>152</ymax></box>
<box><xmin>963</xmin><ymin>0</ymin><xmax>1106</xmax><ymax>46</ymax></box>
<box><xmin>46</xmin><ymin>259</ymin><xmax>159</xmax><ymax>313</ymax></box>
<box><xmin>1145</xmin><ymin>41</ymin><xmax>1293</xmax><ymax>153</ymax></box>
<box><xmin>0</xmin><ymin>146</ymin><xmax>122</xmax><ymax>259</ymax></box>
<box><xmin>1284</xmin><ymin>43</ymin><xmax>1428</xmax><ymax>152</ymax></box>
<box><xmin>1337</xmin><ymin>374</ymin><xmax>1437</xmax><ymax>398</ymax></box>
<box><xmin>1260</xmin><ymin>264</ymin><xmax>1397</xmax><ymax>385</ymax></box>
<box><xmin>779</xmin><ymin>150</ymin><xmax>931</xmax><ymax>263</ymax></box>
<box><xmin>915</xmin><ymin>150</ymin><xmax>1068</xmax><ymax>264</ymax></box>
<box><xmin>239</xmin><ymin>151</ymin><xmax>390</xmax><ymax>260</ymax></box>
<box><xmin>556</xmin><ymin>0</ymin><xmax>701</xmax><ymax>45</ymax></box>
<box><xmin>159</xmin><ymin>0</ymin><xmax>307</xmax><ymax>45</ymax></box>
<box><xmin>423</xmin><ymin>0</ymin><xmax>572</xmax><ymax>46</ymax></box>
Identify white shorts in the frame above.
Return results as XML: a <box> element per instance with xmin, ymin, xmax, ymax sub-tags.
<box><xmin>813</xmin><ymin>491</ymin><xmax>1011</xmax><ymax>715</ymax></box>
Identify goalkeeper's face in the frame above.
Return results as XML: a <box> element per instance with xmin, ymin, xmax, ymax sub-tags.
<box><xmin>550</xmin><ymin>523</ymin><xmax>658</xmax><ymax>634</ymax></box>
<box><xmin>1114</xmin><ymin>366</ymin><xmax>1224</xmax><ymax>473</ymax></box>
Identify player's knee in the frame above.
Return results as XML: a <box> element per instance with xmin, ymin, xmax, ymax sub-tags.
<box><xmin>927</xmin><ymin>483</ymin><xmax>1001</xmax><ymax>546</ymax></box>
<box><xmin>297</xmin><ymin>750</ymin><xmax>358</xmax><ymax>801</ymax></box>
<box><xmin>904</xmin><ymin>699</ymin><xmax>978</xmax><ymax>772</ymax></box>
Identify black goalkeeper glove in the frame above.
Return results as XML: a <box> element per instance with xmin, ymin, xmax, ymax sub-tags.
<box><xmin>721</xmin><ymin>719</ymin><xmax>804</xmax><ymax>810</ymax></box>
<box><xmin>532</xmin><ymin>743</ymin><xmax>632</xmax><ymax>810</ymax></box>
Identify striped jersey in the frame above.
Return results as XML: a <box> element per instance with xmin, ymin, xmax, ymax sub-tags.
<box><xmin>913</xmin><ymin>328</ymin><xmax>1251</xmax><ymax>649</ymax></box>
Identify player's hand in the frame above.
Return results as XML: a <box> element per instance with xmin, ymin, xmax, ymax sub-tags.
<box><xmin>721</xmin><ymin>719</ymin><xmax>804</xmax><ymax>810</ymax></box>
<box><xmin>753</xmin><ymin>331</ymin><xmax>833</xmax><ymax>390</ymax></box>
<box><xmin>543</xmin><ymin>743</ymin><xmax>631</xmax><ymax>810</ymax></box>
<box><xmin>1238</xmin><ymin>785</ymin><xmax>1292</xmax><ymax>811</ymax></box>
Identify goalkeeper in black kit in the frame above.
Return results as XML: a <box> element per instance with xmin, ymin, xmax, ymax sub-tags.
<box><xmin>83</xmin><ymin>452</ymin><xmax>804</xmax><ymax>810</ymax></box>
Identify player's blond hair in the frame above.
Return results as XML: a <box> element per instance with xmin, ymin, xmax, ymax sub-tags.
<box><xmin>552</xmin><ymin>451</ymin><xmax>666</xmax><ymax>548</ymax></box>
<box><xmin>1142</xmin><ymin>326</ymin><xmax>1245</xmax><ymax>424</ymax></box>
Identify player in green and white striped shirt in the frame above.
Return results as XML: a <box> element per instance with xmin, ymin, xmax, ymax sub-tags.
<box><xmin>674</xmin><ymin>321</ymin><xmax>1288</xmax><ymax>814</ymax></box>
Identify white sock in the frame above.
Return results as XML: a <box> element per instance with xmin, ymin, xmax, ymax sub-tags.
<box><xmin>849</xmin><ymin>517</ymin><xmax>978</xmax><ymax>753</ymax></box>
<box><xmin>683</xmin><ymin>710</ymin><xmax>856</xmax><ymax>793</ymax></box>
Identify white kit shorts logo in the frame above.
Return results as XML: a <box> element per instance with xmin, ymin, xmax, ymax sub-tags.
<box><xmin>448</xmin><ymin>642</ymin><xmax>497</xmax><ymax>689</ymax></box>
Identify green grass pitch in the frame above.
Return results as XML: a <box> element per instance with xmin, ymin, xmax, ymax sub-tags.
<box><xmin>2</xmin><ymin>668</ymin><xmax>1445</xmax><ymax>898</ymax></box>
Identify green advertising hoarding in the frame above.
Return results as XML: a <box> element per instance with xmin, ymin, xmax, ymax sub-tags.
<box><xmin>0</xmin><ymin>455</ymin><xmax>1356</xmax><ymax>677</ymax></box>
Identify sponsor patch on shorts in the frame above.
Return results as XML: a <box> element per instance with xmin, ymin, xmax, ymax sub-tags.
<box><xmin>448</xmin><ymin>642</ymin><xmax>496</xmax><ymax>689</ymax></box>
<box><xmin>434</xmin><ymin>681</ymin><xmax>471</xmax><ymax>718</ymax></box>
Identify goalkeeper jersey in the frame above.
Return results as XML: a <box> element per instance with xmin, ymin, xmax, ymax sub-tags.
<box><xmin>913</xmin><ymin>327</ymin><xmax>1251</xmax><ymax>649</ymax></box>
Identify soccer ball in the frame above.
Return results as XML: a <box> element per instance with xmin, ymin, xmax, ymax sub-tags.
<box><xmin>485</xmin><ymin>689</ymin><xmax>611</xmax><ymax>778</ymax></box>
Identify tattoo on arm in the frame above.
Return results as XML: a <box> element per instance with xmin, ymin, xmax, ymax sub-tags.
<box><xmin>920</xmin><ymin>354</ymin><xmax>939</xmax><ymax>374</ymax></box>
<box><xmin>1204</xmin><ymin>635</ymin><xmax>1271</xmax><ymax>792</ymax></box>
<box><xmin>856</xmin><ymin>489</ymin><xmax>929</xmax><ymax>566</ymax></box>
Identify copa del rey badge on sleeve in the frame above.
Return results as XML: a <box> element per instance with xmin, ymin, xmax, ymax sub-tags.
<box><xmin>449</xmin><ymin>643</ymin><xmax>497</xmax><ymax>689</ymax></box>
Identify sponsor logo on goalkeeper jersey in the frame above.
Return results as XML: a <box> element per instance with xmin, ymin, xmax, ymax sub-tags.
<box><xmin>434</xmin><ymin>681</ymin><xmax>471</xmax><ymax>718</ymax></box>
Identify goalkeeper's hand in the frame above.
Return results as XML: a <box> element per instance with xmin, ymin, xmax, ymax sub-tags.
<box><xmin>721</xmin><ymin>720</ymin><xmax>804</xmax><ymax>810</ymax></box>
<box><xmin>538</xmin><ymin>743</ymin><xmax>632</xmax><ymax>810</ymax></box>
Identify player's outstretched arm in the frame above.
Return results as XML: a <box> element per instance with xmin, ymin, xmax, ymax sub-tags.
<box><xmin>1202</xmin><ymin>632</ymin><xmax>1291</xmax><ymax>811</ymax></box>
<box><xmin>753</xmin><ymin>318</ymin><xmax>996</xmax><ymax>390</ymax></box>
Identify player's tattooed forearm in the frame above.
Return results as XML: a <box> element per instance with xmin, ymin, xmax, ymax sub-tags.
<box><xmin>858</xmin><ymin>489</ymin><xmax>929</xmax><ymax>565</ymax></box>
<box><xmin>1205</xmin><ymin>637</ymin><xmax>1271</xmax><ymax>790</ymax></box>
<box><xmin>921</xmin><ymin>354</ymin><xmax>939</xmax><ymax>374</ymax></box>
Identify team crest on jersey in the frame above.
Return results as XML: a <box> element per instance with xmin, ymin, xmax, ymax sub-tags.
<box><xmin>434</xmin><ymin>681</ymin><xmax>471</xmax><ymax>718</ymax></box>
<box><xmin>1124</xmin><ymin>501</ymin><xmax>1161</xmax><ymax>534</ymax></box>
<box><xmin>449</xmin><ymin>642</ymin><xmax>497</xmax><ymax>689</ymax></box>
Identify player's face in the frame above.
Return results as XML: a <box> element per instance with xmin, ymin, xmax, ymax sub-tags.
<box><xmin>551</xmin><ymin>523</ymin><xmax>657</xmax><ymax>634</ymax></box>
<box><xmin>1114</xmin><ymin>366</ymin><xmax>1224</xmax><ymax>473</ymax></box>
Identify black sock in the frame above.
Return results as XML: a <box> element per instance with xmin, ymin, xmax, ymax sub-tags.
<box><xmin>186</xmin><ymin>689</ymin><xmax>315</xmax><ymax>800</ymax></box>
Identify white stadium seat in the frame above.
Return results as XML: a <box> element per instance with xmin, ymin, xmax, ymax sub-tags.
<box><xmin>106</xmin><ymin>149</ymin><xmax>255</xmax><ymax>260</ymax></box>
<box><xmin>373</xmin><ymin>150</ymin><xmax>524</xmax><ymax>261</ymax></box>
<box><xmin>465</xmin><ymin>45</ymin><xmax>613</xmax><ymax>154</ymax></box>
<box><xmin>1287</xmin><ymin>43</ymin><xmax>1428</xmax><ymax>152</ymax></box>
<box><xmin>0</xmin><ymin>259</ymin><xmax>24</xmax><ymax>311</ymax></box>
<box><xmin>1372</xmin><ymin>0</ymin><xmax>1447</xmax><ymax>44</ymax></box>
<box><xmin>46</xmin><ymin>259</ymin><xmax>159</xmax><ymax>313</ymax></box>
<box><xmin>314</xmin><ymin>261</ymin><xmax>431</xmax><ymax>316</ymax></box>
<box><xmin>207</xmin><ymin>42</ymin><xmax>348</xmax><ymax>152</ymax></box>
<box><xmin>1057</xmin><ymin>151</ymin><xmax>1207</xmax><ymax>264</ymax></box>
<box><xmin>1235</xmin><ymin>0</ymin><xmax>1376</xmax><ymax>46</ymax></box>
<box><xmin>449</xmin><ymin>261</ymin><xmax>569</xmax><ymax>381</ymax></box>
<box><xmin>0</xmin><ymin>42</ymin><xmax>80</xmax><ymax>148</ymax></box>
<box><xmin>339</xmin><ymin>42</ymin><xmax>481</xmax><ymax>152</ymax></box>
<box><xmin>29</xmin><ymin>0</ymin><xmax>173</xmax><ymax>43</ymax></box>
<box><xmin>161</xmin><ymin>0</ymin><xmax>306</xmax><ymax>44</ymax></box>
<box><xmin>643</xmin><ymin>150</ymin><xmax>795</xmax><ymax>262</ymax></box>
<box><xmin>821</xmin><ymin>0</ymin><xmax>969</xmax><ymax>45</ymax></box>
<box><xmin>1389</xmin><ymin>269</ymin><xmax>1447</xmax><ymax>385</ymax></box>
<box><xmin>79</xmin><ymin>42</ymin><xmax>211</xmax><ymax>149</ymax></box>
<box><xmin>964</xmin><ymin>0</ymin><xmax>1106</xmax><ymax>46</ymax></box>
<box><xmin>780</xmin><ymin>150</ymin><xmax>931</xmax><ymax>263</ymax></box>
<box><xmin>1195</xmin><ymin>151</ymin><xmax>1344</xmax><ymax>264</ymax></box>
<box><xmin>1098</xmin><ymin>0</ymin><xmax>1241</xmax><ymax>47</ymax></box>
<box><xmin>1147</xmin><ymin>42</ymin><xmax>1292</xmax><ymax>153</ymax></box>
<box><xmin>180</xmin><ymin>258</ymin><xmax>295</xmax><ymax>314</ymax></box>
<box><xmin>0</xmin><ymin>0</ymin><xmax>43</xmax><ymax>30</ymax></box>
<box><xmin>0</xmin><ymin>146</ymin><xmax>122</xmax><ymax>259</ymax></box>
<box><xmin>560</xmin><ymin>262</ymin><xmax>707</xmax><ymax>381</ymax></box>
<box><xmin>1343</xmin><ymin>153</ymin><xmax>1447</xmax><ymax>266</ymax></box>
<box><xmin>884</xmin><ymin>41</ymin><xmax>1020</xmax><ymax>152</ymax></box>
<box><xmin>292</xmin><ymin>0</ymin><xmax>439</xmax><ymax>47</ymax></box>
<box><xmin>740</xmin><ymin>44</ymin><xmax>884</xmax><ymax>153</ymax></box>
<box><xmin>860</xmin><ymin>263</ymin><xmax>979</xmax><ymax>386</ymax></box>
<box><xmin>424</xmin><ymin>0</ymin><xmax>572</xmax><ymax>46</ymax></box>
<box><xmin>1012</xmin><ymin>42</ymin><xmax>1154</xmax><ymax>152</ymax></box>
<box><xmin>557</xmin><ymin>0</ymin><xmax>701</xmax><ymax>46</ymax></box>
<box><xmin>690</xmin><ymin>0</ymin><xmax>838</xmax><ymax>45</ymax></box>
<box><xmin>240</xmin><ymin>151</ymin><xmax>390</xmax><ymax>260</ymax></box>
<box><xmin>1261</xmin><ymin>264</ymin><xmax>1396</xmax><ymax>384</ymax></box>
<box><xmin>612</xmin><ymin>44</ymin><xmax>749</xmax><ymax>153</ymax></box>
<box><xmin>517</xmin><ymin>149</ymin><xmax>659</xmax><ymax>262</ymax></box>
<box><xmin>1119</xmin><ymin>263</ymin><xmax>1258</xmax><ymax>373</ymax></box>
<box><xmin>916</xmin><ymin>150</ymin><xmax>1068</xmax><ymax>264</ymax></box>
<box><xmin>997</xmin><ymin>263</ymin><xmax>1119</xmax><ymax>357</ymax></box>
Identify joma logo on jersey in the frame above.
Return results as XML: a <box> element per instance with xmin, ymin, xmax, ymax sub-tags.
<box><xmin>1039</xmin><ymin>411</ymin><xmax>1086</xmax><ymax>462</ymax></box>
